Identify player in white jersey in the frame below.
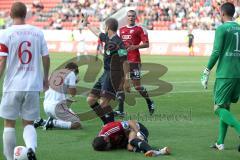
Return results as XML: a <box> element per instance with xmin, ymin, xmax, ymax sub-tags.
<box><xmin>76</xmin><ymin>29</ymin><xmax>87</xmax><ymax>61</ymax></box>
<box><xmin>0</xmin><ymin>2</ymin><xmax>50</xmax><ymax>160</ymax></box>
<box><xmin>35</xmin><ymin>62</ymin><xmax>82</xmax><ymax>130</ymax></box>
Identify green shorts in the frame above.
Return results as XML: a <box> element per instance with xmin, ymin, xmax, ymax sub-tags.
<box><xmin>214</xmin><ymin>78</ymin><xmax>240</xmax><ymax>106</ymax></box>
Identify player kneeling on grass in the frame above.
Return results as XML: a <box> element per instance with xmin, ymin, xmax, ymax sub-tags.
<box><xmin>34</xmin><ymin>62</ymin><xmax>82</xmax><ymax>130</ymax></box>
<box><xmin>92</xmin><ymin>120</ymin><xmax>170</xmax><ymax>157</ymax></box>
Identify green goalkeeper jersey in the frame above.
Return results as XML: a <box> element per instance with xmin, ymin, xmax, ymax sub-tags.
<box><xmin>207</xmin><ymin>21</ymin><xmax>240</xmax><ymax>78</ymax></box>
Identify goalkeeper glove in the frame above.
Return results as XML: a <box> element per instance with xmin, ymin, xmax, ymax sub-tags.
<box><xmin>201</xmin><ymin>68</ymin><xmax>210</xmax><ymax>89</ymax></box>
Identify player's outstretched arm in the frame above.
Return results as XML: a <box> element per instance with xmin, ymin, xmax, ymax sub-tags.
<box><xmin>201</xmin><ymin>26</ymin><xmax>225</xmax><ymax>89</ymax></box>
<box><xmin>42</xmin><ymin>55</ymin><xmax>50</xmax><ymax>91</ymax></box>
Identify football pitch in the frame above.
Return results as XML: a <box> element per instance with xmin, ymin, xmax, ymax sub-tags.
<box><xmin>0</xmin><ymin>53</ymin><xmax>239</xmax><ymax>160</ymax></box>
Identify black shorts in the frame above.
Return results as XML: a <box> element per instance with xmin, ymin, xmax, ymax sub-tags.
<box><xmin>90</xmin><ymin>70</ymin><xmax>123</xmax><ymax>99</ymax></box>
<box><xmin>129</xmin><ymin>62</ymin><xmax>141</xmax><ymax>80</ymax></box>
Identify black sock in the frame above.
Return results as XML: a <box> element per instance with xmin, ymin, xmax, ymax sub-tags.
<box><xmin>130</xmin><ymin>138</ymin><xmax>152</xmax><ymax>153</ymax></box>
<box><xmin>90</xmin><ymin>102</ymin><xmax>108</xmax><ymax>124</ymax></box>
<box><xmin>136</xmin><ymin>87</ymin><xmax>152</xmax><ymax>105</ymax></box>
<box><xmin>105</xmin><ymin>111</ymin><xmax>115</xmax><ymax>124</ymax></box>
<box><xmin>116</xmin><ymin>91</ymin><xmax>125</xmax><ymax>113</ymax></box>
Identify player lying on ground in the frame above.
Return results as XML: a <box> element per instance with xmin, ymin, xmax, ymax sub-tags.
<box><xmin>92</xmin><ymin>120</ymin><xmax>170</xmax><ymax>157</ymax></box>
<box><xmin>0</xmin><ymin>2</ymin><xmax>50</xmax><ymax>159</ymax></box>
<box><xmin>201</xmin><ymin>2</ymin><xmax>240</xmax><ymax>151</ymax></box>
<box><xmin>34</xmin><ymin>62</ymin><xmax>82</xmax><ymax>130</ymax></box>
<box><xmin>86</xmin><ymin>18</ymin><xmax>130</xmax><ymax>125</ymax></box>
<box><xmin>115</xmin><ymin>10</ymin><xmax>155</xmax><ymax>117</ymax></box>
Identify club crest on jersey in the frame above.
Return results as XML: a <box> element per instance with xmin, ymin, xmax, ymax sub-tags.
<box><xmin>130</xmin><ymin>30</ymin><xmax>134</xmax><ymax>34</ymax></box>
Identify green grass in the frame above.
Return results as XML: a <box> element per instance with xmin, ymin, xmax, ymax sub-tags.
<box><xmin>0</xmin><ymin>53</ymin><xmax>240</xmax><ymax>160</ymax></box>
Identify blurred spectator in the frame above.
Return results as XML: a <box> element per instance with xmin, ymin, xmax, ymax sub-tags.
<box><xmin>32</xmin><ymin>0</ymin><xmax>44</xmax><ymax>13</ymax></box>
<box><xmin>52</xmin><ymin>19</ymin><xmax>63</xmax><ymax>30</ymax></box>
<box><xmin>1</xmin><ymin>0</ymin><xmax>240</xmax><ymax>30</ymax></box>
<box><xmin>0</xmin><ymin>18</ymin><xmax>5</xmax><ymax>29</ymax></box>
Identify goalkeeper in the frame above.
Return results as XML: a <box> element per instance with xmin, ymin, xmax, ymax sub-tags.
<box><xmin>201</xmin><ymin>2</ymin><xmax>240</xmax><ymax>151</ymax></box>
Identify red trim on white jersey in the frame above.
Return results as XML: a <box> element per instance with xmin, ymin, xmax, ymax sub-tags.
<box><xmin>0</xmin><ymin>43</ymin><xmax>8</xmax><ymax>54</ymax></box>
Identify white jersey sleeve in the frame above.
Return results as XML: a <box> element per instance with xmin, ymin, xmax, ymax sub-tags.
<box><xmin>0</xmin><ymin>31</ymin><xmax>9</xmax><ymax>56</ymax></box>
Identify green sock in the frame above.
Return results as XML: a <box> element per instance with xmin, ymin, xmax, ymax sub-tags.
<box><xmin>215</xmin><ymin>108</ymin><xmax>240</xmax><ymax>135</ymax></box>
<box><xmin>217</xmin><ymin>119</ymin><xmax>228</xmax><ymax>144</ymax></box>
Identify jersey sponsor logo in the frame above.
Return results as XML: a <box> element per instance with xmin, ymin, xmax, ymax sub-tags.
<box><xmin>0</xmin><ymin>43</ymin><xmax>9</xmax><ymax>54</ymax></box>
<box><xmin>122</xmin><ymin>35</ymin><xmax>132</xmax><ymax>40</ymax></box>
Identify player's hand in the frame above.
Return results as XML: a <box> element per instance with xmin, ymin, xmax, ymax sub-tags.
<box><xmin>123</xmin><ymin>79</ymin><xmax>131</xmax><ymax>93</ymax></box>
<box><xmin>127</xmin><ymin>45</ymin><xmax>138</xmax><ymax>51</ymax></box>
<box><xmin>201</xmin><ymin>68</ymin><xmax>210</xmax><ymax>89</ymax></box>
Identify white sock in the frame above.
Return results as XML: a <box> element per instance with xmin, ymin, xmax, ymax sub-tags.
<box><xmin>23</xmin><ymin>125</ymin><xmax>37</xmax><ymax>152</ymax></box>
<box><xmin>53</xmin><ymin>119</ymin><xmax>71</xmax><ymax>129</ymax></box>
<box><xmin>3</xmin><ymin>127</ymin><xmax>16</xmax><ymax>160</ymax></box>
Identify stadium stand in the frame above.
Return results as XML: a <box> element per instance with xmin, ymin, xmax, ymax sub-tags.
<box><xmin>0</xmin><ymin>0</ymin><xmax>239</xmax><ymax>30</ymax></box>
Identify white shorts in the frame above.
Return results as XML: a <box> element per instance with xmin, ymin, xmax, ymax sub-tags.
<box><xmin>44</xmin><ymin>101</ymin><xmax>80</xmax><ymax>123</ymax></box>
<box><xmin>0</xmin><ymin>91</ymin><xmax>40</xmax><ymax>121</ymax></box>
<box><xmin>43</xmin><ymin>102</ymin><xmax>57</xmax><ymax>118</ymax></box>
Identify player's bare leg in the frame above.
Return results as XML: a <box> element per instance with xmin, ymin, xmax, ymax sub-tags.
<box><xmin>99</xmin><ymin>97</ymin><xmax>115</xmax><ymax>123</ymax></box>
<box><xmin>132</xmin><ymin>79</ymin><xmax>155</xmax><ymax>115</ymax></box>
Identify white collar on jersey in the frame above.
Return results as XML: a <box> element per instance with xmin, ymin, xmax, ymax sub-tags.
<box><xmin>225</xmin><ymin>20</ymin><xmax>235</xmax><ymax>23</ymax></box>
<box><xmin>126</xmin><ymin>24</ymin><xmax>137</xmax><ymax>28</ymax></box>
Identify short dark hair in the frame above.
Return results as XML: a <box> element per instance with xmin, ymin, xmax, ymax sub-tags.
<box><xmin>10</xmin><ymin>2</ymin><xmax>27</xmax><ymax>19</ymax></box>
<box><xmin>127</xmin><ymin>10</ymin><xmax>137</xmax><ymax>15</ymax></box>
<box><xmin>92</xmin><ymin>136</ymin><xmax>108</xmax><ymax>151</ymax></box>
<box><xmin>221</xmin><ymin>2</ymin><xmax>235</xmax><ymax>17</ymax></box>
<box><xmin>65</xmin><ymin>62</ymin><xmax>79</xmax><ymax>75</ymax></box>
<box><xmin>105</xmin><ymin>18</ymin><xmax>118</xmax><ymax>32</ymax></box>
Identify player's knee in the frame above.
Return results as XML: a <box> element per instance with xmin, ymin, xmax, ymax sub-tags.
<box><xmin>116</xmin><ymin>91</ymin><xmax>125</xmax><ymax>101</ymax></box>
<box><xmin>22</xmin><ymin>120</ymin><xmax>34</xmax><ymax>127</ymax></box>
<box><xmin>87</xmin><ymin>96</ymin><xmax>97</xmax><ymax>105</ymax></box>
<box><xmin>4</xmin><ymin>119</ymin><xmax>16</xmax><ymax>128</ymax></box>
<box><xmin>99</xmin><ymin>98</ymin><xmax>110</xmax><ymax>107</ymax></box>
<box><xmin>135</xmin><ymin>86</ymin><xmax>144</xmax><ymax>91</ymax></box>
